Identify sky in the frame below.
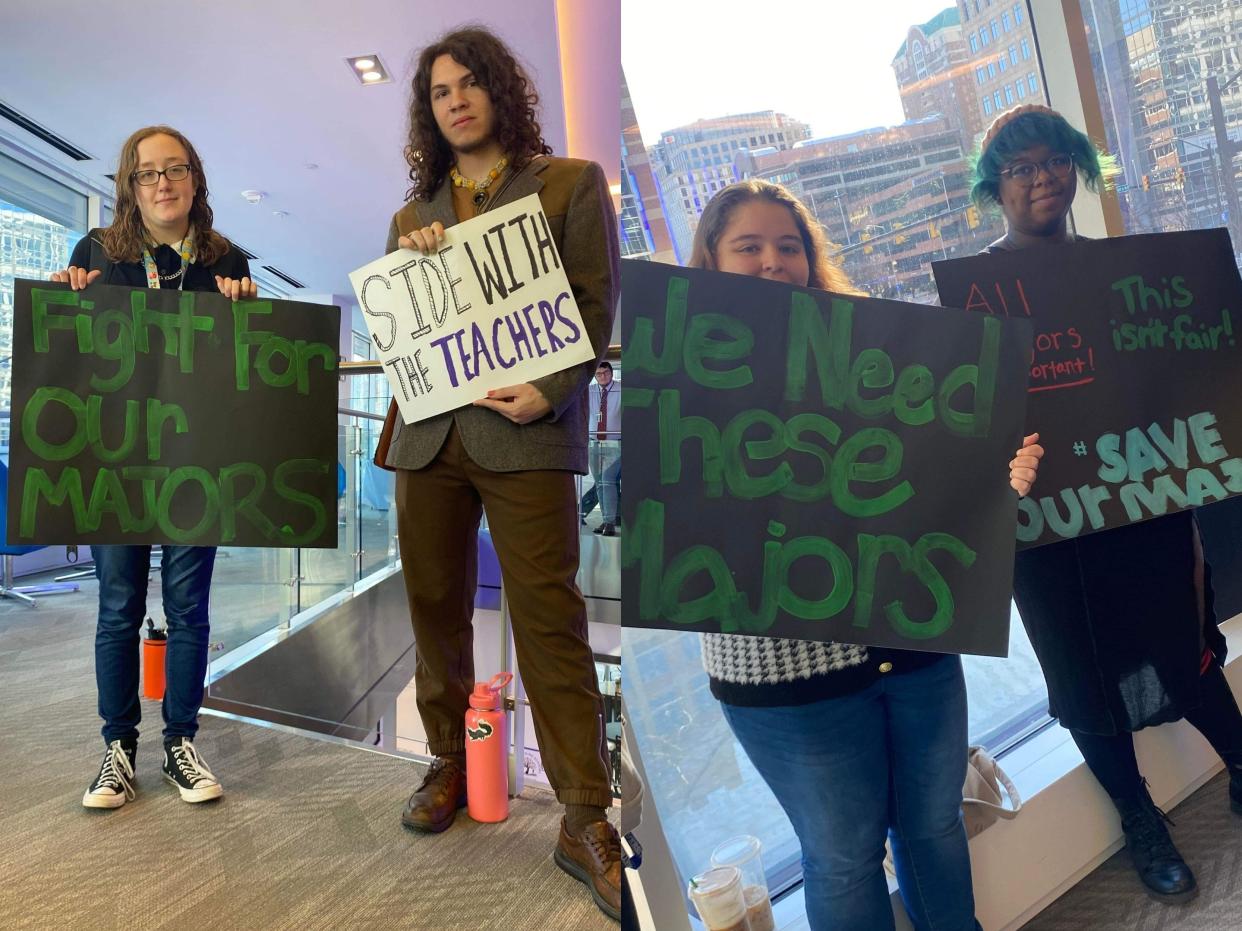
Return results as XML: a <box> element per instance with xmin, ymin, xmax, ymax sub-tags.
<box><xmin>623</xmin><ymin>0</ymin><xmax>960</xmax><ymax>145</ymax></box>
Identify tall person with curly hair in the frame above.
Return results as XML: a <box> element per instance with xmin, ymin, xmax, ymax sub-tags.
<box><xmin>371</xmin><ymin>27</ymin><xmax>622</xmax><ymax>921</ymax></box>
<box><xmin>51</xmin><ymin>125</ymin><xmax>256</xmax><ymax>811</ymax></box>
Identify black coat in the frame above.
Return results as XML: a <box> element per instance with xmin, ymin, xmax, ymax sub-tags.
<box><xmin>1014</xmin><ymin>512</ymin><xmax>1224</xmax><ymax>735</ymax></box>
<box><xmin>984</xmin><ymin>236</ymin><xmax>1225</xmax><ymax>735</ymax></box>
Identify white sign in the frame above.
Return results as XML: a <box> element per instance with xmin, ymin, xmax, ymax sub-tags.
<box><xmin>349</xmin><ymin>194</ymin><xmax>596</xmax><ymax>424</ymax></box>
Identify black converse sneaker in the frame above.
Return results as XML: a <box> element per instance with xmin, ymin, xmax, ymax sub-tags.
<box><xmin>83</xmin><ymin>740</ymin><xmax>136</xmax><ymax>809</ymax></box>
<box><xmin>162</xmin><ymin>737</ymin><xmax>223</xmax><ymax>803</ymax></box>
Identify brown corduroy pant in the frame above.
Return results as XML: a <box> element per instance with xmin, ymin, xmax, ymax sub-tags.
<box><xmin>394</xmin><ymin>427</ymin><xmax>612</xmax><ymax>808</ymax></box>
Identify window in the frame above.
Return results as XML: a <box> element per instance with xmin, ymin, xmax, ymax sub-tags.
<box><xmin>1022</xmin><ymin>37</ymin><xmax>1031</xmax><ymax>60</ymax></box>
<box><xmin>1010</xmin><ymin>45</ymin><xmax>1019</xmax><ymax>65</ymax></box>
<box><xmin>621</xmin><ymin>3</ymin><xmax>1054</xmax><ymax>914</ymax></box>
<box><xmin>1014</xmin><ymin>2</ymin><xmax>1023</xmax><ymax>24</ymax></box>
<box><xmin>1017</xmin><ymin>77</ymin><xmax>1026</xmax><ymax>99</ymax></box>
<box><xmin>1005</xmin><ymin>84</ymin><xmax>1015</xmax><ymax>105</ymax></box>
<box><xmin>1080</xmin><ymin>0</ymin><xmax>1242</xmax><ymax>275</ymax></box>
<box><xmin>0</xmin><ymin>152</ymin><xmax>90</xmax><ymax>448</ymax></box>
<box><xmin>992</xmin><ymin>20</ymin><xmax>1000</xmax><ymax>39</ymax></box>
<box><xmin>999</xmin><ymin>55</ymin><xmax>1008</xmax><ymax>72</ymax></box>
<box><xmin>1003</xmin><ymin>11</ymin><xmax>1012</xmax><ymax>31</ymax></box>
<box><xmin>1028</xmin><ymin>72</ymin><xmax>1039</xmax><ymax>94</ymax></box>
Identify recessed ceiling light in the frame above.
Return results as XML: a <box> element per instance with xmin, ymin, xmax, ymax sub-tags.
<box><xmin>346</xmin><ymin>54</ymin><xmax>390</xmax><ymax>85</ymax></box>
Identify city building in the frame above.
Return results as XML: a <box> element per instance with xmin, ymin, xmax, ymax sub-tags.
<box><xmin>620</xmin><ymin>70</ymin><xmax>676</xmax><ymax>262</ymax></box>
<box><xmin>892</xmin><ymin>7</ymin><xmax>984</xmax><ymax>143</ymax></box>
<box><xmin>648</xmin><ymin>111</ymin><xmax>812</xmax><ymax>260</ymax></box>
<box><xmin>737</xmin><ymin>116</ymin><xmax>1005</xmax><ymax>301</ymax></box>
<box><xmin>1088</xmin><ymin>0</ymin><xmax>1242</xmax><ymax>241</ymax></box>
<box><xmin>958</xmin><ymin>0</ymin><xmax>1040</xmax><ymax>147</ymax></box>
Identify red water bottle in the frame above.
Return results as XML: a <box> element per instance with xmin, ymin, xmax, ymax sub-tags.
<box><xmin>466</xmin><ymin>672</ymin><xmax>514</xmax><ymax>823</ymax></box>
<box><xmin>142</xmin><ymin>617</ymin><xmax>167</xmax><ymax>701</ymax></box>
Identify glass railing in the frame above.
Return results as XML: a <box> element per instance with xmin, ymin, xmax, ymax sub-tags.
<box><xmin>203</xmin><ymin>365</ymin><xmax>622</xmax><ymax>796</ymax></box>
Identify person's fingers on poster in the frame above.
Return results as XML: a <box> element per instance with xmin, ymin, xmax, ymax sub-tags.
<box><xmin>1009</xmin><ymin>432</ymin><xmax>1044</xmax><ymax>497</ymax></box>
<box><xmin>215</xmin><ymin>275</ymin><xmax>258</xmax><ymax>301</ymax></box>
<box><xmin>398</xmin><ymin>222</ymin><xmax>446</xmax><ymax>254</ymax></box>
<box><xmin>50</xmin><ymin>266</ymin><xmax>101</xmax><ymax>290</ymax></box>
<box><xmin>473</xmin><ymin>383</ymin><xmax>553</xmax><ymax>424</ymax></box>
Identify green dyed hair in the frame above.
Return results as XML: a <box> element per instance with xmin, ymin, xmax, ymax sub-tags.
<box><xmin>970</xmin><ymin>109</ymin><xmax>1114</xmax><ymax>209</ymax></box>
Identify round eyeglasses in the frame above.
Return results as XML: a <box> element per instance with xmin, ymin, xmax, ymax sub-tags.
<box><xmin>1000</xmin><ymin>154</ymin><xmax>1074</xmax><ymax>187</ymax></box>
<box><xmin>133</xmin><ymin>164</ymin><xmax>192</xmax><ymax>186</ymax></box>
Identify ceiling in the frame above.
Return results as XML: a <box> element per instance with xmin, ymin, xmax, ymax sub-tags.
<box><xmin>0</xmin><ymin>0</ymin><xmax>588</xmax><ymax>296</ymax></box>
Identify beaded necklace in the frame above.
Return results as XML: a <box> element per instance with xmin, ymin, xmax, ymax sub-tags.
<box><xmin>141</xmin><ymin>227</ymin><xmax>196</xmax><ymax>291</ymax></box>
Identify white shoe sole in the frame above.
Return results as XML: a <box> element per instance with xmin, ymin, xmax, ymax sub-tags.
<box><xmin>82</xmin><ymin>789</ymin><xmax>128</xmax><ymax>809</ymax></box>
<box><xmin>164</xmin><ymin>773</ymin><xmax>223</xmax><ymax>803</ymax></box>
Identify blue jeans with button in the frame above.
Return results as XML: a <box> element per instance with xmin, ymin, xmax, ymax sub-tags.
<box><xmin>721</xmin><ymin>654</ymin><xmax>979</xmax><ymax>931</ymax></box>
<box><xmin>93</xmin><ymin>544</ymin><xmax>216</xmax><ymax>744</ymax></box>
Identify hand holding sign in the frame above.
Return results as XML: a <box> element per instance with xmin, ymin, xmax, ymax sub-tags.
<box><xmin>473</xmin><ymin>383</ymin><xmax>553</xmax><ymax>424</ymax></box>
<box><xmin>351</xmin><ymin>194</ymin><xmax>597</xmax><ymax>426</ymax></box>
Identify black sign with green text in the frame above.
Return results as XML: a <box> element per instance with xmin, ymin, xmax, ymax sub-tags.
<box><xmin>620</xmin><ymin>261</ymin><xmax>1032</xmax><ymax>657</ymax></box>
<box><xmin>9</xmin><ymin>280</ymin><xmax>340</xmax><ymax>548</ymax></box>
<box><xmin>933</xmin><ymin>229</ymin><xmax>1242</xmax><ymax>550</ymax></box>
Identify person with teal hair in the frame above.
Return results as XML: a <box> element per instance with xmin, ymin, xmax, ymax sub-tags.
<box><xmin>973</xmin><ymin>104</ymin><xmax>1242</xmax><ymax>906</ymax></box>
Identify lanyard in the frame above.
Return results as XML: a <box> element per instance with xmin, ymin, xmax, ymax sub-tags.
<box><xmin>141</xmin><ymin>227</ymin><xmax>196</xmax><ymax>291</ymax></box>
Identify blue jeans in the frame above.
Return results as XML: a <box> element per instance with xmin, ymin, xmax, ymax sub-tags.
<box><xmin>588</xmin><ymin>441</ymin><xmax>621</xmax><ymax>524</ymax></box>
<box><xmin>93</xmin><ymin>545</ymin><xmax>216</xmax><ymax>744</ymax></box>
<box><xmin>721</xmin><ymin>655</ymin><xmax>978</xmax><ymax>931</ymax></box>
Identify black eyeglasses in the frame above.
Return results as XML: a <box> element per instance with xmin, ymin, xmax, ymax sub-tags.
<box><xmin>133</xmin><ymin>164</ymin><xmax>192</xmax><ymax>186</ymax></box>
<box><xmin>1000</xmin><ymin>154</ymin><xmax>1074</xmax><ymax>186</ymax></box>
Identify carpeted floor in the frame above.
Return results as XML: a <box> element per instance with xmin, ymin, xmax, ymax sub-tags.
<box><xmin>0</xmin><ymin>581</ymin><xmax>615</xmax><ymax>931</ymax></box>
<box><xmin>1023</xmin><ymin>771</ymin><xmax>1242</xmax><ymax>930</ymax></box>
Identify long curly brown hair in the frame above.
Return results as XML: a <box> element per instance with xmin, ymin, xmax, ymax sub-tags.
<box><xmin>102</xmin><ymin>125</ymin><xmax>229</xmax><ymax>265</ymax></box>
<box><xmin>404</xmin><ymin>27</ymin><xmax>553</xmax><ymax>202</ymax></box>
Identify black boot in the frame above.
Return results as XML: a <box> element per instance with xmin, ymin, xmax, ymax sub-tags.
<box><xmin>1225</xmin><ymin>759</ymin><xmax>1242</xmax><ymax>815</ymax></box>
<box><xmin>1113</xmin><ymin>785</ymin><xmax>1197</xmax><ymax>903</ymax></box>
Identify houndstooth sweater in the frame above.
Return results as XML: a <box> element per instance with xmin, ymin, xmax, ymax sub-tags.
<box><xmin>702</xmin><ymin>632</ymin><xmax>944</xmax><ymax>707</ymax></box>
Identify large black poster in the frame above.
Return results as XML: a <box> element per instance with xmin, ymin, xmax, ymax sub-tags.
<box><xmin>620</xmin><ymin>261</ymin><xmax>1032</xmax><ymax>657</ymax></box>
<box><xmin>933</xmin><ymin>230</ymin><xmax>1242</xmax><ymax>550</ymax></box>
<box><xmin>9</xmin><ymin>280</ymin><xmax>340</xmax><ymax>548</ymax></box>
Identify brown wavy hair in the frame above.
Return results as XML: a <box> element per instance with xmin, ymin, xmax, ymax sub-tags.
<box><xmin>404</xmin><ymin>27</ymin><xmax>553</xmax><ymax>202</ymax></box>
<box><xmin>102</xmin><ymin>125</ymin><xmax>230</xmax><ymax>265</ymax></box>
<box><xmin>688</xmin><ymin>181</ymin><xmax>857</xmax><ymax>294</ymax></box>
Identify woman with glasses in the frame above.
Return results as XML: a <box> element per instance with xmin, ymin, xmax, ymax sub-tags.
<box><xmin>688</xmin><ymin>179</ymin><xmax>1043</xmax><ymax>931</ymax></box>
<box><xmin>973</xmin><ymin>104</ymin><xmax>1242</xmax><ymax>904</ymax></box>
<box><xmin>51</xmin><ymin>125</ymin><xmax>255</xmax><ymax>810</ymax></box>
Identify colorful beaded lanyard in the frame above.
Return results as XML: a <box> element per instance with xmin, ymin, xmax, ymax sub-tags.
<box><xmin>141</xmin><ymin>227</ymin><xmax>196</xmax><ymax>291</ymax></box>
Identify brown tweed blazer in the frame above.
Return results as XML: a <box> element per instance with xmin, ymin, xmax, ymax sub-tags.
<box><xmin>372</xmin><ymin>156</ymin><xmax>619</xmax><ymax>474</ymax></box>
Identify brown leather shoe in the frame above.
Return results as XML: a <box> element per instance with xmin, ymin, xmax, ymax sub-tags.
<box><xmin>554</xmin><ymin>817</ymin><xmax>622</xmax><ymax>921</ymax></box>
<box><xmin>401</xmin><ymin>757</ymin><xmax>466</xmax><ymax>833</ymax></box>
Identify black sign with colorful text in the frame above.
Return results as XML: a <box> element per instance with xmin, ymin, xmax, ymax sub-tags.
<box><xmin>8</xmin><ymin>280</ymin><xmax>340</xmax><ymax>548</ymax></box>
<box><xmin>620</xmin><ymin>261</ymin><xmax>1032</xmax><ymax>657</ymax></box>
<box><xmin>933</xmin><ymin>230</ymin><xmax>1242</xmax><ymax>549</ymax></box>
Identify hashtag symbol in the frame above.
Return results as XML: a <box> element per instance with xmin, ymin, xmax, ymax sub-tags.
<box><xmin>1072</xmin><ymin>441</ymin><xmax>1088</xmax><ymax>456</ymax></box>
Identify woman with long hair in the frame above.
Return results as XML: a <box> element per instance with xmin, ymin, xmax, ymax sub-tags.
<box><xmin>971</xmin><ymin>103</ymin><xmax>1242</xmax><ymax>904</ymax></box>
<box><xmin>52</xmin><ymin>125</ymin><xmax>255</xmax><ymax>810</ymax></box>
<box><xmin>689</xmin><ymin>179</ymin><xmax>1042</xmax><ymax>931</ymax></box>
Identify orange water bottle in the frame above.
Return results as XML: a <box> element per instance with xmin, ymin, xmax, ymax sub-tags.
<box><xmin>465</xmin><ymin>672</ymin><xmax>514</xmax><ymax>823</ymax></box>
<box><xmin>142</xmin><ymin>617</ymin><xmax>167</xmax><ymax>701</ymax></box>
